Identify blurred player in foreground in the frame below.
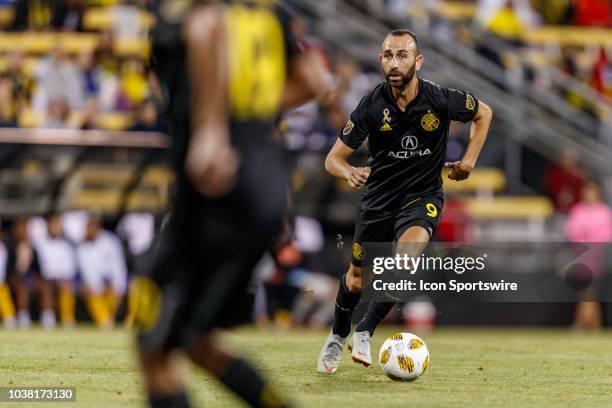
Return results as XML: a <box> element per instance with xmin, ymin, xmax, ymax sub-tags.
<box><xmin>317</xmin><ymin>29</ymin><xmax>493</xmax><ymax>373</ymax></box>
<box><xmin>135</xmin><ymin>1</ymin><xmax>328</xmax><ymax>407</ymax></box>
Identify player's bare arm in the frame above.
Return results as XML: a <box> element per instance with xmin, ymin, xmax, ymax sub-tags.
<box><xmin>325</xmin><ymin>138</ymin><xmax>371</xmax><ymax>189</ymax></box>
<box><xmin>183</xmin><ymin>5</ymin><xmax>239</xmax><ymax>198</ymax></box>
<box><xmin>283</xmin><ymin>50</ymin><xmax>331</xmax><ymax>109</ymax></box>
<box><xmin>445</xmin><ymin>100</ymin><xmax>493</xmax><ymax>181</ymax></box>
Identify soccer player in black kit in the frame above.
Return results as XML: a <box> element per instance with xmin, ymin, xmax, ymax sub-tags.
<box><xmin>317</xmin><ymin>29</ymin><xmax>493</xmax><ymax>373</ymax></box>
<box><xmin>135</xmin><ymin>1</ymin><xmax>327</xmax><ymax>407</ymax></box>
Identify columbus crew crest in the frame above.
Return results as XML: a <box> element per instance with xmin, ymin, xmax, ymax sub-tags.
<box><xmin>421</xmin><ymin>112</ymin><xmax>439</xmax><ymax>131</ymax></box>
<box><xmin>466</xmin><ymin>93</ymin><xmax>476</xmax><ymax>111</ymax></box>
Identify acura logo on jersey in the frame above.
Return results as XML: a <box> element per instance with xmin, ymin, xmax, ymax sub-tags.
<box><xmin>389</xmin><ymin>135</ymin><xmax>431</xmax><ymax>159</ymax></box>
<box><xmin>401</xmin><ymin>135</ymin><xmax>419</xmax><ymax>150</ymax></box>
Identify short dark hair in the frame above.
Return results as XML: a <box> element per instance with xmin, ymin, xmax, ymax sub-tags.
<box><xmin>387</xmin><ymin>29</ymin><xmax>420</xmax><ymax>54</ymax></box>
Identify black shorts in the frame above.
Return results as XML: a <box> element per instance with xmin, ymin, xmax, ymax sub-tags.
<box><xmin>137</xmin><ymin>138</ymin><xmax>286</xmax><ymax>352</ymax></box>
<box><xmin>351</xmin><ymin>193</ymin><xmax>444</xmax><ymax>267</ymax></box>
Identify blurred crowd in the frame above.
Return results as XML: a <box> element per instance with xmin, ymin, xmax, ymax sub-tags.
<box><xmin>0</xmin><ymin>0</ymin><xmax>166</xmax><ymax>131</ymax></box>
<box><xmin>349</xmin><ymin>0</ymin><xmax>612</xmax><ymax>119</ymax></box>
<box><xmin>0</xmin><ymin>211</ymin><xmax>154</xmax><ymax>329</ymax></box>
<box><xmin>471</xmin><ymin>0</ymin><xmax>612</xmax><ymax>114</ymax></box>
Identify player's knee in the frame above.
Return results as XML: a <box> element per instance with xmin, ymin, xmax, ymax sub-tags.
<box><xmin>346</xmin><ymin>265</ymin><xmax>362</xmax><ymax>292</ymax></box>
<box><xmin>187</xmin><ymin>333</ymin><xmax>232</xmax><ymax>376</ymax></box>
<box><xmin>137</xmin><ymin>347</ymin><xmax>182</xmax><ymax>392</ymax></box>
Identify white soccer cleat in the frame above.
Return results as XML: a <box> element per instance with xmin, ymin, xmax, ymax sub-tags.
<box><xmin>350</xmin><ymin>330</ymin><xmax>372</xmax><ymax>367</ymax></box>
<box><xmin>317</xmin><ymin>331</ymin><xmax>347</xmax><ymax>374</ymax></box>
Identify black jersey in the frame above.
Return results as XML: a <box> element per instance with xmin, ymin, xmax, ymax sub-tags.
<box><xmin>339</xmin><ymin>77</ymin><xmax>479</xmax><ymax>217</ymax></box>
<box><xmin>150</xmin><ymin>0</ymin><xmax>297</xmax><ymax>173</ymax></box>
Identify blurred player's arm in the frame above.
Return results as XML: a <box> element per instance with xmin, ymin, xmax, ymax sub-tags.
<box><xmin>183</xmin><ymin>5</ymin><xmax>238</xmax><ymax>198</ymax></box>
<box><xmin>282</xmin><ymin>50</ymin><xmax>331</xmax><ymax>110</ymax></box>
<box><xmin>325</xmin><ymin>139</ymin><xmax>370</xmax><ymax>189</ymax></box>
<box><xmin>446</xmin><ymin>100</ymin><xmax>493</xmax><ymax>181</ymax></box>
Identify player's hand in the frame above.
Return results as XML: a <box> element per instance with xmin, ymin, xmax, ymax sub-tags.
<box><xmin>346</xmin><ymin>166</ymin><xmax>371</xmax><ymax>189</ymax></box>
<box><xmin>444</xmin><ymin>161</ymin><xmax>473</xmax><ymax>181</ymax></box>
<box><xmin>185</xmin><ymin>129</ymin><xmax>239</xmax><ymax>198</ymax></box>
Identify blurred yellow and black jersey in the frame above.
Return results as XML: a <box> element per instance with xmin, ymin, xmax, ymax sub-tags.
<box><xmin>151</xmin><ymin>0</ymin><xmax>297</xmax><ymax>167</ymax></box>
<box><xmin>140</xmin><ymin>0</ymin><xmax>296</xmax><ymax>346</ymax></box>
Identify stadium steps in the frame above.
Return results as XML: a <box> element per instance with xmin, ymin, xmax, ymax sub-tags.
<box><xmin>18</xmin><ymin>109</ymin><xmax>134</xmax><ymax>131</ymax></box>
<box><xmin>60</xmin><ymin>164</ymin><xmax>173</xmax><ymax>213</ymax></box>
<box><xmin>441</xmin><ymin>168</ymin><xmax>505</xmax><ymax>196</ymax></box>
<box><xmin>83</xmin><ymin>7</ymin><xmax>155</xmax><ymax>31</ymax></box>
<box><xmin>0</xmin><ymin>32</ymin><xmax>149</xmax><ymax>58</ymax></box>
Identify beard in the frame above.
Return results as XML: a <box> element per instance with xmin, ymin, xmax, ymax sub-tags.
<box><xmin>384</xmin><ymin>63</ymin><xmax>416</xmax><ymax>89</ymax></box>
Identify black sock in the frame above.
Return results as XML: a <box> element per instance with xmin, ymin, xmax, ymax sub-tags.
<box><xmin>149</xmin><ymin>390</ymin><xmax>190</xmax><ymax>408</ymax></box>
<box><xmin>218</xmin><ymin>357</ymin><xmax>289</xmax><ymax>408</ymax></box>
<box><xmin>355</xmin><ymin>301</ymin><xmax>395</xmax><ymax>336</ymax></box>
<box><xmin>331</xmin><ymin>273</ymin><xmax>361</xmax><ymax>338</ymax></box>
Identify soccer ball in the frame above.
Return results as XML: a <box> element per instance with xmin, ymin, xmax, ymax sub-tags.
<box><xmin>378</xmin><ymin>332</ymin><xmax>429</xmax><ymax>381</ymax></box>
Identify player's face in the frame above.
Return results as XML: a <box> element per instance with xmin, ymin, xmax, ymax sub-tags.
<box><xmin>379</xmin><ymin>35</ymin><xmax>423</xmax><ymax>89</ymax></box>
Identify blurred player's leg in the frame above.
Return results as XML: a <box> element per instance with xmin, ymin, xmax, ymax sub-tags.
<box><xmin>0</xmin><ymin>283</ymin><xmax>16</xmax><ymax>329</ymax></box>
<box><xmin>124</xmin><ymin>278</ymin><xmax>140</xmax><ymax>329</ymax></box>
<box><xmin>85</xmin><ymin>288</ymin><xmax>112</xmax><ymax>329</ymax></box>
<box><xmin>104</xmin><ymin>285</ymin><xmax>120</xmax><ymax>319</ymax></box>
<box><xmin>58</xmin><ymin>280</ymin><xmax>75</xmax><ymax>327</ymax></box>
<box><xmin>188</xmin><ymin>333</ymin><xmax>288</xmax><ymax>408</ymax></box>
<box><xmin>138</xmin><ymin>349</ymin><xmax>189</xmax><ymax>408</ymax></box>
<box><xmin>13</xmin><ymin>277</ymin><xmax>31</xmax><ymax>328</ymax></box>
<box><xmin>37</xmin><ymin>277</ymin><xmax>56</xmax><ymax>329</ymax></box>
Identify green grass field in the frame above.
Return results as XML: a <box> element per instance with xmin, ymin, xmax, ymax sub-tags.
<box><xmin>1</xmin><ymin>326</ymin><xmax>612</xmax><ymax>407</ymax></box>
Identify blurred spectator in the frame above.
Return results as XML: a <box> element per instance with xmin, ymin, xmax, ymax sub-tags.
<box><xmin>1</xmin><ymin>51</ymin><xmax>34</xmax><ymax>110</ymax></box>
<box><xmin>61</xmin><ymin>210</ymin><xmax>89</xmax><ymax>243</ymax></box>
<box><xmin>111</xmin><ymin>0</ymin><xmax>148</xmax><ymax>39</ymax></box>
<box><xmin>559</xmin><ymin>46</ymin><xmax>579</xmax><ymax>77</ymax></box>
<box><xmin>591</xmin><ymin>47</ymin><xmax>612</xmax><ymax>98</ymax></box>
<box><xmin>128</xmin><ymin>99</ymin><xmax>166</xmax><ymax>132</ymax></box>
<box><xmin>10</xmin><ymin>0</ymin><xmax>84</xmax><ymax>31</ymax></box>
<box><xmin>6</xmin><ymin>218</ymin><xmax>53</xmax><ymax>328</ymax></box>
<box><xmin>76</xmin><ymin>215</ymin><xmax>127</xmax><ymax>328</ymax></box>
<box><xmin>565</xmin><ymin>181</ymin><xmax>612</xmax><ymax>329</ymax></box>
<box><xmin>34</xmin><ymin>213</ymin><xmax>77</xmax><ymax>328</ymax></box>
<box><xmin>543</xmin><ymin>148</ymin><xmax>585</xmax><ymax>213</ymax></box>
<box><xmin>566</xmin><ymin>181</ymin><xmax>612</xmax><ymax>243</ymax></box>
<box><xmin>573</xmin><ymin>0</ymin><xmax>611</xmax><ymax>26</ymax></box>
<box><xmin>79</xmin><ymin>99</ymin><xmax>99</xmax><ymax>130</ymax></box>
<box><xmin>117</xmin><ymin>58</ymin><xmax>149</xmax><ymax>110</ymax></box>
<box><xmin>475</xmin><ymin>0</ymin><xmax>540</xmax><ymax>40</ymax></box>
<box><xmin>53</xmin><ymin>0</ymin><xmax>85</xmax><ymax>32</ymax></box>
<box><xmin>10</xmin><ymin>0</ymin><xmax>59</xmax><ymax>31</ymax></box>
<box><xmin>437</xmin><ymin>199</ymin><xmax>473</xmax><ymax>242</ymax></box>
<box><xmin>0</xmin><ymin>230</ymin><xmax>16</xmax><ymax>329</ymax></box>
<box><xmin>531</xmin><ymin>0</ymin><xmax>573</xmax><ymax>25</ymax></box>
<box><xmin>94</xmin><ymin>30</ymin><xmax>119</xmax><ymax>74</ymax></box>
<box><xmin>0</xmin><ymin>93</ymin><xmax>17</xmax><ymax>127</ymax></box>
<box><xmin>32</xmin><ymin>47</ymin><xmax>84</xmax><ymax>113</ymax></box>
<box><xmin>40</xmin><ymin>98</ymin><xmax>72</xmax><ymax>129</ymax></box>
<box><xmin>335</xmin><ymin>59</ymin><xmax>376</xmax><ymax>117</ymax></box>
<box><xmin>446</xmin><ymin>121</ymin><xmax>467</xmax><ymax>162</ymax></box>
<box><xmin>79</xmin><ymin>52</ymin><xmax>101</xmax><ymax>100</ymax></box>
